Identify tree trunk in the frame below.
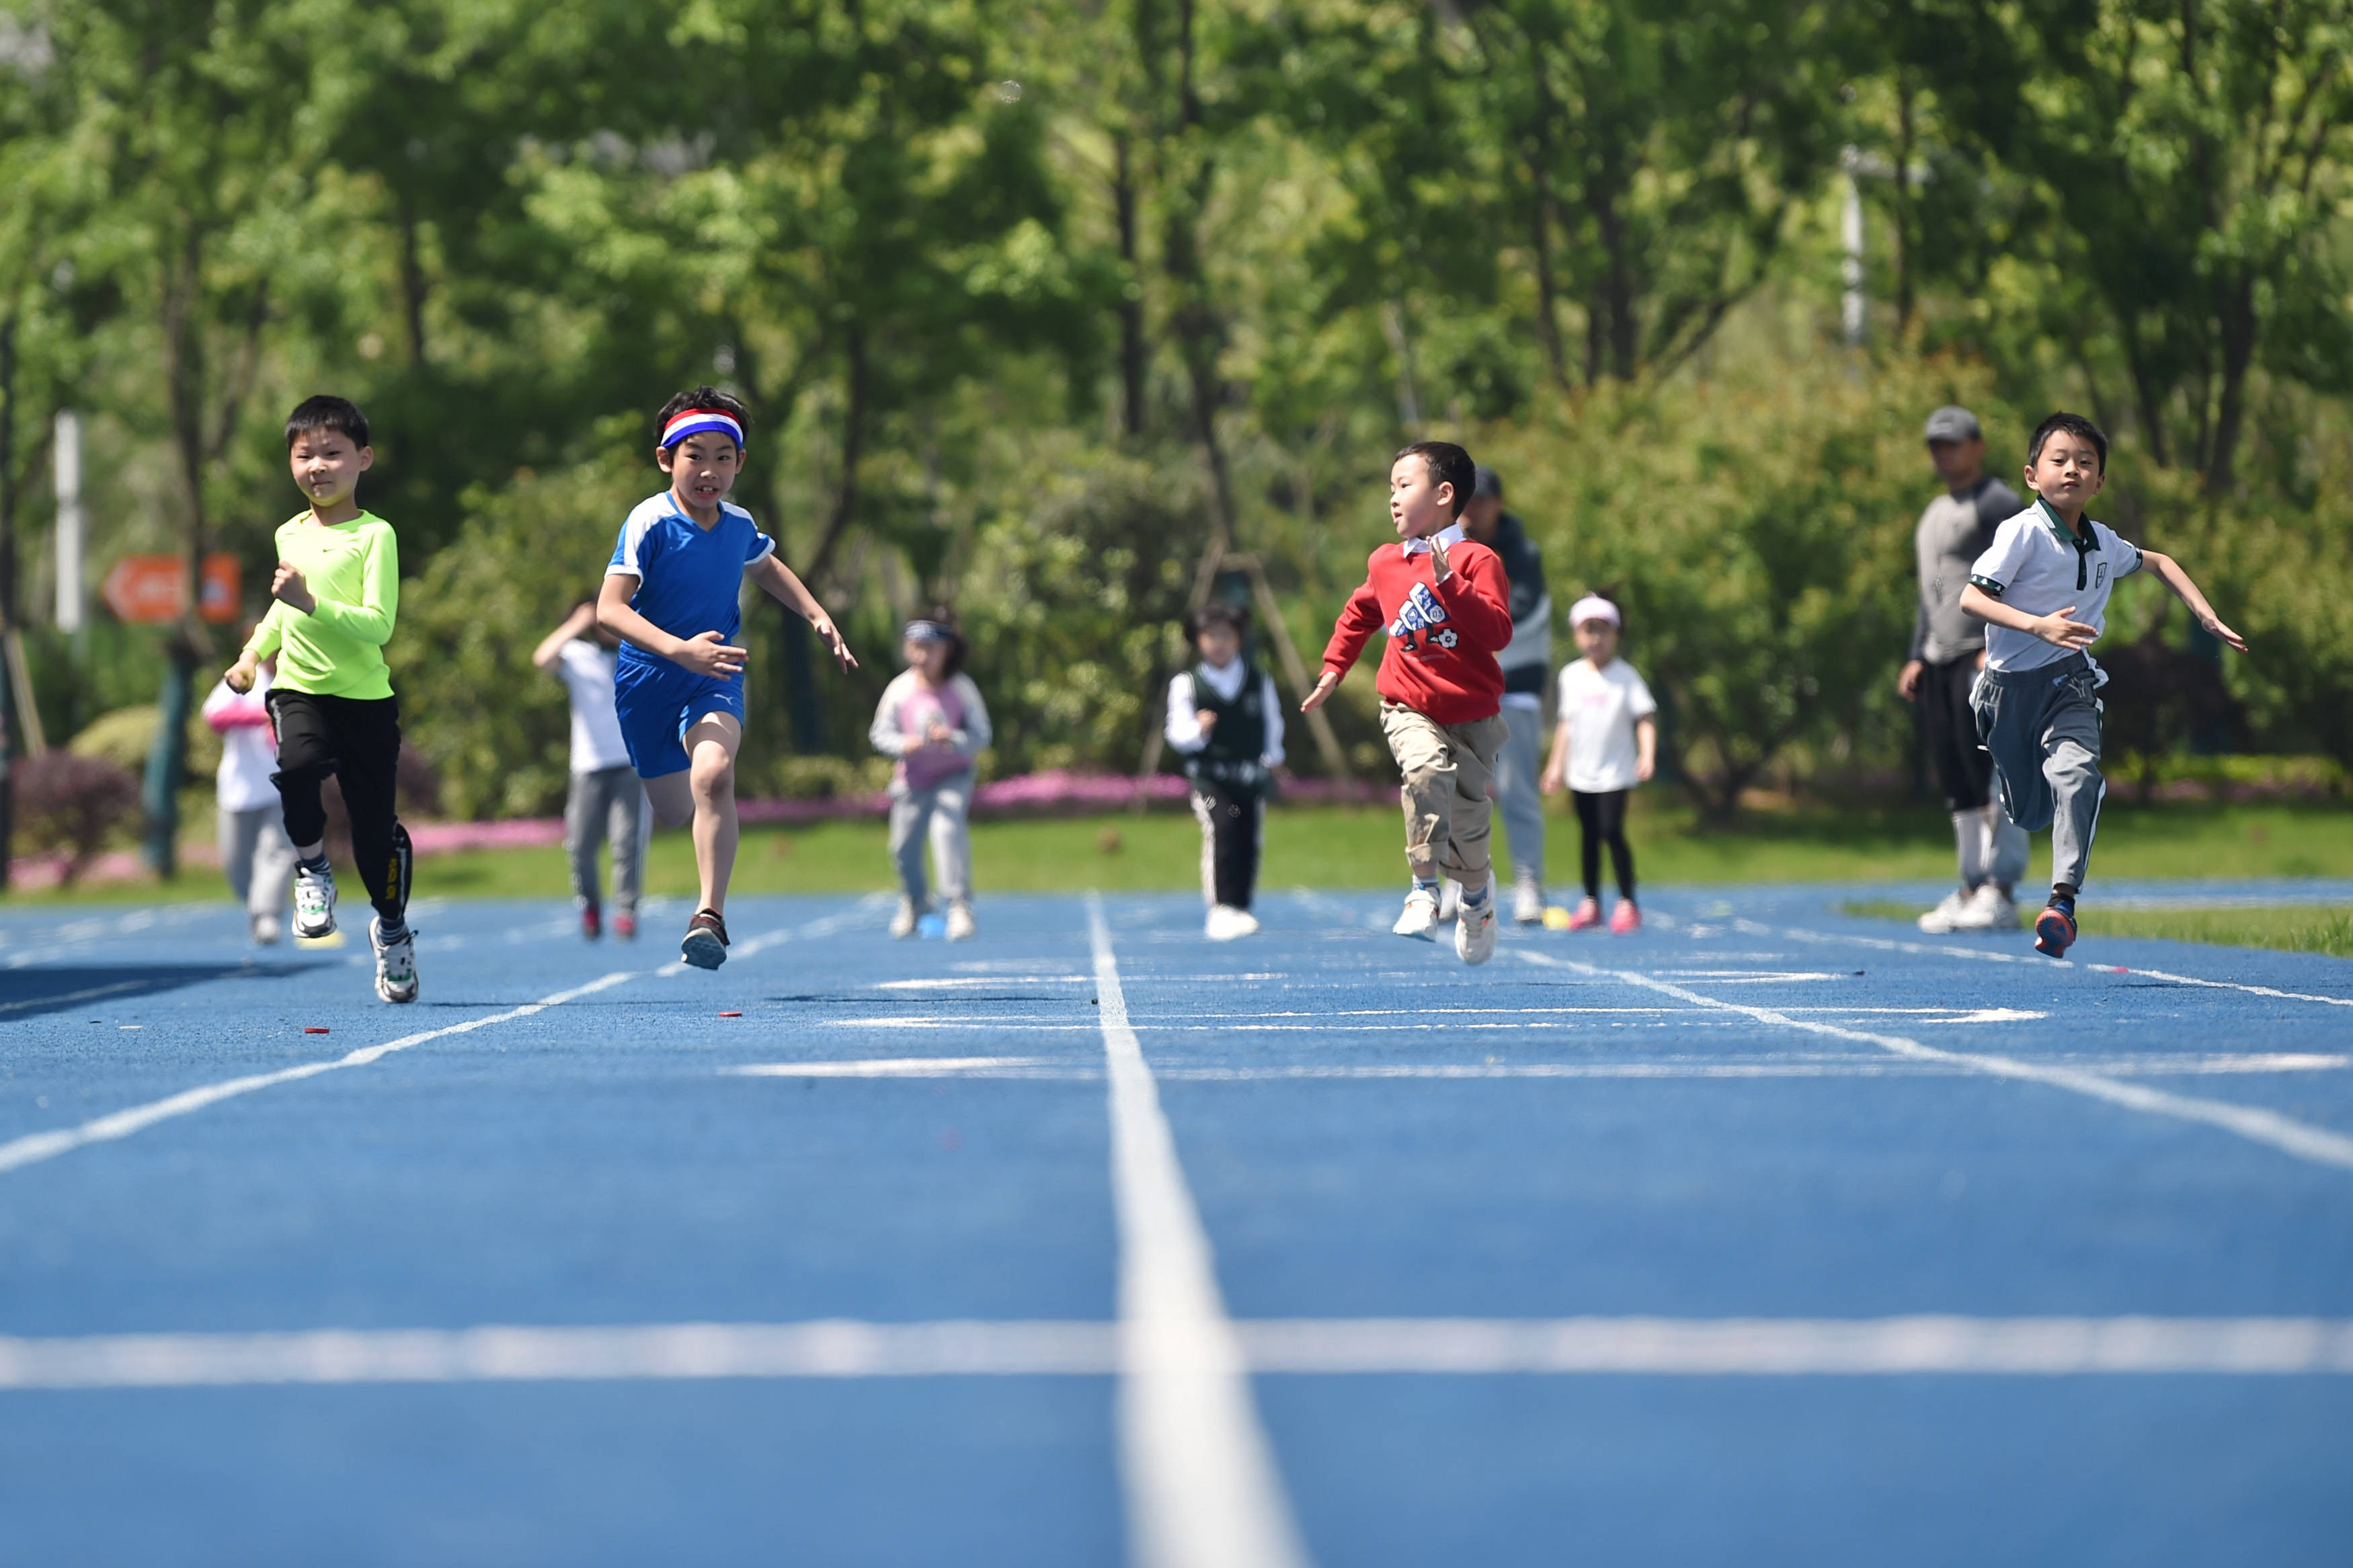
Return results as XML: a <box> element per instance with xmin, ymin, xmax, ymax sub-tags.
<box><xmin>785</xmin><ymin>323</ymin><xmax>869</xmax><ymax>753</ymax></box>
<box><xmin>1113</xmin><ymin>133</ymin><xmax>1146</xmax><ymax>438</ymax></box>
<box><xmin>1526</xmin><ymin>70</ymin><xmax>1569</xmax><ymax>388</ymax></box>
<box><xmin>397</xmin><ymin>193</ymin><xmax>430</xmax><ymax>364</ymax></box>
<box><xmin>2206</xmin><ymin>271</ymin><xmax>2256</xmax><ymax>494</ymax></box>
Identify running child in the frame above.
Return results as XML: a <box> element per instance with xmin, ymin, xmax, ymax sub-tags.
<box><xmin>223</xmin><ymin>395</ymin><xmax>417</xmax><ymax>1003</ymax></box>
<box><xmin>870</xmin><ymin>614</ymin><xmax>990</xmax><ymax>942</ymax></box>
<box><xmin>203</xmin><ymin>647</ymin><xmax>295</xmax><ymax>945</ymax></box>
<box><xmin>532</xmin><ymin>600</ymin><xmax>645</xmax><ymax>941</ymax></box>
<box><xmin>1302</xmin><ymin>440</ymin><xmax>1515</xmax><ymax>964</ymax></box>
<box><xmin>1957</xmin><ymin>412</ymin><xmax>2247</xmax><ymax>956</ymax></box>
<box><xmin>1540</xmin><ymin>595</ymin><xmax>1657</xmax><ymax>932</ymax></box>
<box><xmin>598</xmin><ymin>387</ymin><xmax>856</xmax><ymax>969</ymax></box>
<box><xmin>1165</xmin><ymin>601</ymin><xmax>1285</xmax><ymax>941</ymax></box>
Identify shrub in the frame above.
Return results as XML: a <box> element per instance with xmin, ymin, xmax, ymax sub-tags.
<box><xmin>68</xmin><ymin>704</ymin><xmax>223</xmax><ymax>783</ymax></box>
<box><xmin>15</xmin><ymin>751</ymin><xmax>141</xmax><ymax>881</ymax></box>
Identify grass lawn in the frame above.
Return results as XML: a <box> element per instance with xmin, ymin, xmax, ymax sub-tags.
<box><xmin>1841</xmin><ymin>899</ymin><xmax>2353</xmax><ymax>960</ymax></box>
<box><xmin>12</xmin><ymin>793</ymin><xmax>2352</xmax><ymax>906</ymax></box>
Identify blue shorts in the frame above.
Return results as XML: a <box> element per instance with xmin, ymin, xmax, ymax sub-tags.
<box><xmin>612</xmin><ymin>653</ymin><xmax>746</xmax><ymax>779</ymax></box>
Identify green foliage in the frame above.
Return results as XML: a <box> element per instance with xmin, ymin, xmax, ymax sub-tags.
<box><xmin>67</xmin><ymin>702</ymin><xmax>223</xmax><ymax>780</ymax></box>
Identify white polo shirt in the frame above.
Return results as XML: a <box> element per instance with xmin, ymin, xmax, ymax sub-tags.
<box><xmin>1555</xmin><ymin>656</ymin><xmax>1657</xmax><ymax>793</ymax></box>
<box><xmin>555</xmin><ymin>639</ymin><xmax>632</xmax><ymax>774</ymax></box>
<box><xmin>1968</xmin><ymin>499</ymin><xmax>2143</xmax><ymax>675</ymax></box>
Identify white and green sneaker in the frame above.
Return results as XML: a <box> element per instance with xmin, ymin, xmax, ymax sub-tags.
<box><xmin>370</xmin><ymin>917</ymin><xmax>419</xmax><ymax>1004</ymax></box>
<box><xmin>293</xmin><ymin>858</ymin><xmax>338</xmax><ymax>940</ymax></box>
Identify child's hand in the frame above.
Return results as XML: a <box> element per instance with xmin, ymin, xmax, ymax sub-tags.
<box><xmin>673</xmin><ymin>630</ymin><xmax>748</xmax><ymax>677</ymax></box>
<box><xmin>1637</xmin><ymin>755</ymin><xmax>1654</xmax><ymax>783</ymax></box>
<box><xmin>811</xmin><ymin>613</ymin><xmax>858</xmax><ymax>671</ymax></box>
<box><xmin>1300</xmin><ymin>671</ymin><xmax>1339</xmax><ymax>713</ymax></box>
<box><xmin>924</xmin><ymin>720</ymin><xmax>955</xmax><ymax>749</ymax></box>
<box><xmin>1427</xmin><ymin>530</ymin><xmax>1452</xmax><ymax>581</ymax></box>
<box><xmin>1540</xmin><ymin>765</ymin><xmax>1562</xmax><ymax>797</ymax></box>
<box><xmin>1195</xmin><ymin>708</ymin><xmax>1219</xmax><ymax>734</ymax></box>
<box><xmin>2029</xmin><ymin>606</ymin><xmax>2099</xmax><ymax>650</ymax></box>
<box><xmin>224</xmin><ymin>653</ymin><xmax>259</xmax><ymax>694</ymax></box>
<box><xmin>2202</xmin><ymin>614</ymin><xmax>2249</xmax><ymax>653</ymax></box>
<box><xmin>270</xmin><ymin>563</ymin><xmax>317</xmax><ymax>614</ymax></box>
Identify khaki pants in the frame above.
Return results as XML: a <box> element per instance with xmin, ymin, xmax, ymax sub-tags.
<box><xmin>1380</xmin><ymin>702</ymin><xmax>1508</xmax><ymax>887</ymax></box>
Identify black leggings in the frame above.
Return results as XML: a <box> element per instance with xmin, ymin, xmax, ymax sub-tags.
<box><xmin>268</xmin><ymin>690</ymin><xmax>412</xmax><ymax>924</ymax></box>
<box><xmin>1574</xmin><ymin>788</ymin><xmax>1635</xmax><ymax>901</ymax></box>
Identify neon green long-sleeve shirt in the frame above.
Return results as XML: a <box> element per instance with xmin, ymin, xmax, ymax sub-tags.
<box><xmin>243</xmin><ymin>510</ymin><xmax>401</xmax><ymax>699</ymax></box>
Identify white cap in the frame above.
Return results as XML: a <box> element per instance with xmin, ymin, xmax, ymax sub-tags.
<box><xmin>1568</xmin><ymin>594</ymin><xmax>1620</xmax><ymax>628</ymax></box>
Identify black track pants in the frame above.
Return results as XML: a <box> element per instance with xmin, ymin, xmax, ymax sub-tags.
<box><xmin>1573</xmin><ymin>788</ymin><xmax>1636</xmax><ymax>901</ymax></box>
<box><xmin>268</xmin><ymin>690</ymin><xmax>411</xmax><ymax>924</ymax></box>
<box><xmin>1919</xmin><ymin>653</ymin><xmax>1995</xmax><ymax>813</ymax></box>
<box><xmin>1190</xmin><ymin>780</ymin><xmax>1265</xmax><ymax>911</ymax></box>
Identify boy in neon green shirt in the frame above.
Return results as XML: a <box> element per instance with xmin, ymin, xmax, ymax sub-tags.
<box><xmin>225</xmin><ymin>395</ymin><xmax>417</xmax><ymax>1003</ymax></box>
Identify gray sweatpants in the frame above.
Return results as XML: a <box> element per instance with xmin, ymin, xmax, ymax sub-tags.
<box><xmin>1492</xmin><ymin>703</ymin><xmax>1547</xmax><ymax>886</ymax></box>
<box><xmin>565</xmin><ymin>765</ymin><xmax>645</xmax><ymax>915</ymax></box>
<box><xmin>1971</xmin><ymin>655</ymin><xmax>2104</xmax><ymax>893</ymax></box>
<box><xmin>219</xmin><ymin>804</ymin><xmax>297</xmax><ymax>920</ymax></box>
<box><xmin>889</xmin><ymin>770</ymin><xmax>974</xmax><ymax>907</ymax></box>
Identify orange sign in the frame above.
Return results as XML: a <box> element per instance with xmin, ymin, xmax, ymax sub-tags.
<box><xmin>102</xmin><ymin>554</ymin><xmax>242</xmax><ymax>625</ymax></box>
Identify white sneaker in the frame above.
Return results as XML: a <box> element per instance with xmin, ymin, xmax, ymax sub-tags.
<box><xmin>1454</xmin><ymin>875</ymin><xmax>1499</xmax><ymax>965</ymax></box>
<box><xmin>1437</xmin><ymin>880</ymin><xmax>1461</xmax><ymax>923</ymax></box>
<box><xmin>1952</xmin><ymin>882</ymin><xmax>2018</xmax><ymax>932</ymax></box>
<box><xmin>890</xmin><ymin>897</ymin><xmax>922</xmax><ymax>940</ymax></box>
<box><xmin>370</xmin><ymin>917</ymin><xmax>418</xmax><ymax>1004</ymax></box>
<box><xmin>945</xmin><ymin>899</ymin><xmax>975</xmax><ymax>942</ymax></box>
<box><xmin>250</xmin><ymin>913</ymin><xmax>281</xmax><ymax>946</ymax></box>
<box><xmin>1205</xmin><ymin>905</ymin><xmax>1260</xmax><ymax>941</ymax></box>
<box><xmin>1917</xmin><ymin>889</ymin><xmax>1970</xmax><ymax>934</ymax></box>
<box><xmin>1512</xmin><ymin>872</ymin><xmax>1546</xmax><ymax>925</ymax></box>
<box><xmin>1394</xmin><ymin>886</ymin><xmax>1441</xmax><ymax>940</ymax></box>
<box><xmin>292</xmin><ymin>859</ymin><xmax>337</xmax><ymax>939</ymax></box>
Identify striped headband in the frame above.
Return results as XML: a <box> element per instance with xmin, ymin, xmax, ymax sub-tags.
<box><xmin>660</xmin><ymin>408</ymin><xmax>745</xmax><ymax>450</ymax></box>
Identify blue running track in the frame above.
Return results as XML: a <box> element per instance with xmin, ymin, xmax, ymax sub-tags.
<box><xmin>0</xmin><ymin>885</ymin><xmax>2348</xmax><ymax>1566</ymax></box>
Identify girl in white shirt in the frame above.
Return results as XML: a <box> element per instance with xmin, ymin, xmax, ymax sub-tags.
<box><xmin>1542</xmin><ymin>595</ymin><xmax>1657</xmax><ymax>932</ymax></box>
<box><xmin>871</xmin><ymin>615</ymin><xmax>992</xmax><ymax>940</ymax></box>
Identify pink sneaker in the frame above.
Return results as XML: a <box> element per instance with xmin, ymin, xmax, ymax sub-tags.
<box><xmin>1566</xmin><ymin>897</ymin><xmax>1603</xmax><ymax>931</ymax></box>
<box><xmin>1609</xmin><ymin>901</ymin><xmax>1642</xmax><ymax>934</ymax></box>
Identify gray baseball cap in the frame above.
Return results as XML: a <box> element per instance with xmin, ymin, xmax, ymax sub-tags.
<box><xmin>1923</xmin><ymin>405</ymin><xmax>1982</xmax><ymax>444</ymax></box>
<box><xmin>1472</xmin><ymin>464</ymin><xmax>1503</xmax><ymax>499</ymax></box>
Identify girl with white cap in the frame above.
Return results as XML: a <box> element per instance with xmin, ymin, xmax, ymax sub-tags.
<box><xmin>1541</xmin><ymin>594</ymin><xmax>1657</xmax><ymax>932</ymax></box>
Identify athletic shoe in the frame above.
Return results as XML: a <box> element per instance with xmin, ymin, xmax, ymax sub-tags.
<box><xmin>890</xmin><ymin>897</ymin><xmax>922</xmax><ymax>940</ymax></box>
<box><xmin>1917</xmin><ymin>889</ymin><xmax>1970</xmax><ymax>934</ymax></box>
<box><xmin>1513</xmin><ymin>872</ymin><xmax>1547</xmax><ymax>925</ymax></box>
<box><xmin>1952</xmin><ymin>882</ymin><xmax>2018</xmax><ymax>932</ymax></box>
<box><xmin>250</xmin><ymin>913</ymin><xmax>280</xmax><ymax>946</ymax></box>
<box><xmin>682</xmin><ymin>908</ymin><xmax>729</xmax><ymax>970</ymax></box>
<box><xmin>1454</xmin><ymin>876</ymin><xmax>1499</xmax><ymax>965</ymax></box>
<box><xmin>613</xmin><ymin>911</ymin><xmax>637</xmax><ymax>940</ymax></box>
<box><xmin>370</xmin><ymin>918</ymin><xmax>419</xmax><ymax>1004</ymax></box>
<box><xmin>1566</xmin><ymin>896</ymin><xmax>1603</xmax><ymax>932</ymax></box>
<box><xmin>581</xmin><ymin>906</ymin><xmax>602</xmax><ymax>941</ymax></box>
<box><xmin>1609</xmin><ymin>899</ymin><xmax>1642</xmax><ymax>934</ymax></box>
<box><xmin>1394</xmin><ymin>886</ymin><xmax>1441</xmax><ymax>940</ymax></box>
<box><xmin>1437</xmin><ymin>880</ymin><xmax>1461</xmax><ymax>923</ymax></box>
<box><xmin>945</xmin><ymin>899</ymin><xmax>976</xmax><ymax>942</ymax></box>
<box><xmin>292</xmin><ymin>858</ymin><xmax>337</xmax><ymax>940</ymax></box>
<box><xmin>1205</xmin><ymin>905</ymin><xmax>1260</xmax><ymax>941</ymax></box>
<box><xmin>2034</xmin><ymin>895</ymin><xmax>2077</xmax><ymax>958</ymax></box>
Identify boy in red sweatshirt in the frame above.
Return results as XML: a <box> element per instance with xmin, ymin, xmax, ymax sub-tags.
<box><xmin>1304</xmin><ymin>440</ymin><xmax>1517</xmax><ymax>964</ymax></box>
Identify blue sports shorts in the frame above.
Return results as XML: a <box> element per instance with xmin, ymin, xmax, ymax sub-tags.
<box><xmin>612</xmin><ymin>653</ymin><xmax>747</xmax><ymax>778</ymax></box>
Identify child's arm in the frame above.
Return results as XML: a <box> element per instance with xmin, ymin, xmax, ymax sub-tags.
<box><xmin>869</xmin><ymin>674</ymin><xmax>913</xmax><ymax>756</ymax></box>
<box><xmin>1427</xmin><ymin>544</ymin><xmax>1517</xmax><ymax>652</ymax></box>
<box><xmin>1165</xmin><ymin>673</ymin><xmax>1209</xmax><ymax>751</ymax></box>
<box><xmin>2139</xmin><ymin>550</ymin><xmax>2249</xmax><ymax>651</ymax></box>
<box><xmin>1957</xmin><ymin>583</ymin><xmax>2098</xmax><ymax>651</ymax></box>
<box><xmin>1635</xmin><ymin>715</ymin><xmax>1657</xmax><ymax>782</ymax></box>
<box><xmin>949</xmin><ymin>675</ymin><xmax>992</xmax><ymax>757</ymax></box>
<box><xmin>1302</xmin><ymin>578</ymin><xmax>1384</xmax><ymax>712</ymax></box>
<box><xmin>1541</xmin><ymin>718</ymin><xmax>1570</xmax><ymax>794</ymax></box>
<box><xmin>597</xmin><ymin>573</ymin><xmax>746</xmax><ymax>678</ymax></box>
<box><xmin>530</xmin><ymin>604</ymin><xmax>599</xmax><ymax>671</ymax></box>
<box><xmin>746</xmin><ymin>554</ymin><xmax>857</xmax><ymax>671</ymax></box>
<box><xmin>273</xmin><ymin>528</ymin><xmax>399</xmax><ymax>645</ymax></box>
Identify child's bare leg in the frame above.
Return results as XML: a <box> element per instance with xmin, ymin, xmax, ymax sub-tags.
<box><xmin>641</xmin><ymin>770</ymin><xmax>694</xmax><ymax>829</ymax></box>
<box><xmin>684</xmin><ymin>712</ymin><xmax>743</xmax><ymax>914</ymax></box>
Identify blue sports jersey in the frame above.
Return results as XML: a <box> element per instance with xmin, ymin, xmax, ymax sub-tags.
<box><xmin>606</xmin><ymin>493</ymin><xmax>775</xmax><ymax>649</ymax></box>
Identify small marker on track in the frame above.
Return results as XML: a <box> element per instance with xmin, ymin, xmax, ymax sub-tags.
<box><xmin>303</xmin><ymin>1026</ymin><xmax>330</xmax><ymax>1034</ymax></box>
<box><xmin>719</xmin><ymin>1011</ymin><xmax>743</xmax><ymax>1018</ymax></box>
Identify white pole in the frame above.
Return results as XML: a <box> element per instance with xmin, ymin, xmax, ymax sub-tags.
<box><xmin>53</xmin><ymin>408</ymin><xmax>81</xmax><ymax>634</ymax></box>
<box><xmin>1840</xmin><ymin>150</ymin><xmax>1866</xmax><ymax>348</ymax></box>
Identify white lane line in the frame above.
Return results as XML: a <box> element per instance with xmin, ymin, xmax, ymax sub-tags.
<box><xmin>1741</xmin><ymin>917</ymin><xmax>2353</xmax><ymax>1009</ymax></box>
<box><xmin>0</xmin><ymin>979</ymin><xmax>158</xmax><ymax>1016</ymax></box>
<box><xmin>729</xmin><ymin>1057</ymin><xmax>1062</xmax><ymax>1077</ymax></box>
<box><xmin>725</xmin><ymin>1054</ymin><xmax>2351</xmax><ymax>1083</ymax></box>
<box><xmin>6</xmin><ymin>1315</ymin><xmax>2349</xmax><ymax>1388</ymax></box>
<box><xmin>1087</xmin><ymin>896</ymin><xmax>1311</xmax><ymax>1568</ymax></box>
<box><xmin>0</xmin><ymin>973</ymin><xmax>639</xmax><ymax>1175</ymax></box>
<box><xmin>1519</xmin><ymin>951</ymin><xmax>2353</xmax><ymax>1171</ymax></box>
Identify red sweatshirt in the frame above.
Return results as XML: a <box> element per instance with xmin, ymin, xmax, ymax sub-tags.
<box><xmin>1320</xmin><ymin>528</ymin><xmax>1515</xmax><ymax>725</ymax></box>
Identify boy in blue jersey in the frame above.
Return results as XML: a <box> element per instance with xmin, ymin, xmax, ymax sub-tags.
<box><xmin>597</xmin><ymin>387</ymin><xmax>856</xmax><ymax>968</ymax></box>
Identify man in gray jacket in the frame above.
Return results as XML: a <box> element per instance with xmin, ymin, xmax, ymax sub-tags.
<box><xmin>1897</xmin><ymin>406</ymin><xmax>2030</xmax><ymax>932</ymax></box>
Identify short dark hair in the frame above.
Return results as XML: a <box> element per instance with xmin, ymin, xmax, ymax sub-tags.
<box><xmin>1183</xmin><ymin>602</ymin><xmax>1248</xmax><ymax>647</ymax></box>
<box><xmin>285</xmin><ymin>395</ymin><xmax>368</xmax><ymax>450</ymax></box>
<box><xmin>1395</xmin><ymin>440</ymin><xmax>1476</xmax><ymax>518</ymax></box>
<box><xmin>656</xmin><ymin>385</ymin><xmax>751</xmax><ymax>450</ymax></box>
<box><xmin>2027</xmin><ymin>411</ymin><xmax>2108</xmax><ymax>474</ymax></box>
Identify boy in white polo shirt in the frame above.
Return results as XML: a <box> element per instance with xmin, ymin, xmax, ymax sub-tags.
<box><xmin>1958</xmin><ymin>412</ymin><xmax>2246</xmax><ymax>956</ymax></box>
<box><xmin>532</xmin><ymin>600</ymin><xmax>646</xmax><ymax>940</ymax></box>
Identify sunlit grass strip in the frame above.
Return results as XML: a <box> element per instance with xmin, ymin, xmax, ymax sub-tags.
<box><xmin>1841</xmin><ymin>901</ymin><xmax>2353</xmax><ymax>960</ymax></box>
